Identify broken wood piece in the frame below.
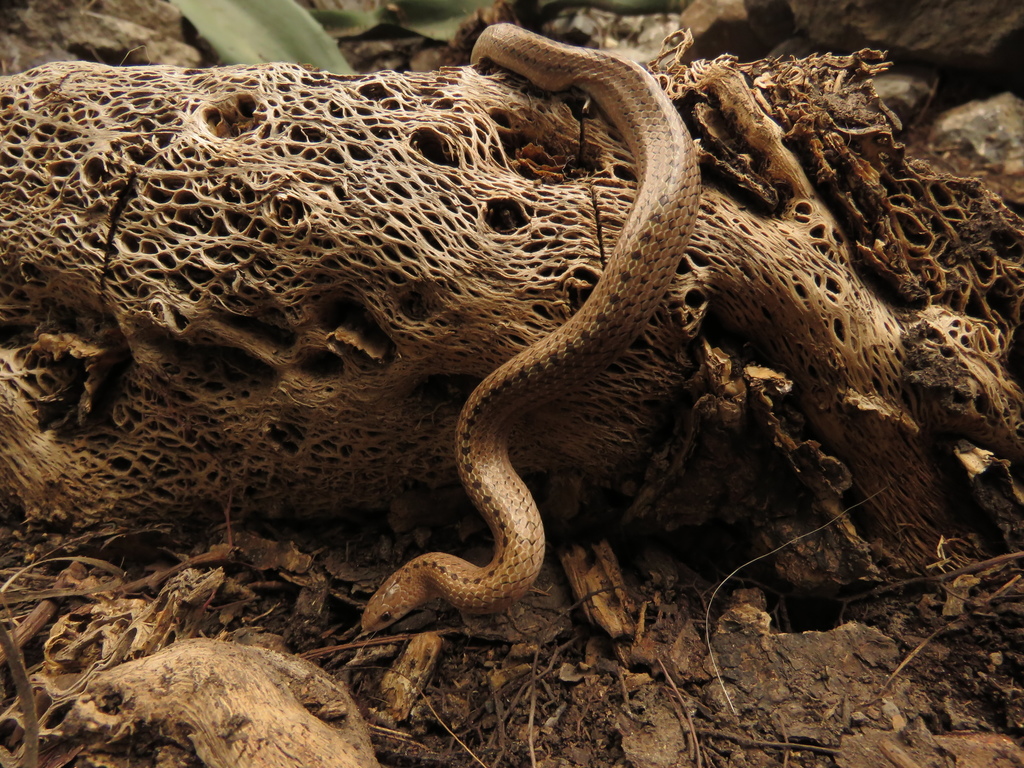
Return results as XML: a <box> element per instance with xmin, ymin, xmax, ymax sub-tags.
<box><xmin>377</xmin><ymin>631</ymin><xmax>444</xmax><ymax>722</ymax></box>
<box><xmin>558</xmin><ymin>540</ymin><xmax>636</xmax><ymax>640</ymax></box>
<box><xmin>0</xmin><ymin>562</ymin><xmax>87</xmax><ymax>667</ymax></box>
<box><xmin>52</xmin><ymin>638</ymin><xmax>381</xmax><ymax>768</ymax></box>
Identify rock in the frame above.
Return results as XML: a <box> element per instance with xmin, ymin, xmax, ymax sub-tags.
<box><xmin>839</xmin><ymin>719</ymin><xmax>982</xmax><ymax>768</ymax></box>
<box><xmin>62</xmin><ymin>0</ymin><xmax>202</xmax><ymax>67</ymax></box>
<box><xmin>787</xmin><ymin>0</ymin><xmax>1024</xmax><ymax>76</ymax></box>
<box><xmin>768</xmin><ymin>35</ymin><xmax>818</xmax><ymax>58</ymax></box>
<box><xmin>680</xmin><ymin>0</ymin><xmax>770</xmax><ymax>62</ymax></box>
<box><xmin>615</xmin><ymin>685</ymin><xmax>689</xmax><ymax>768</ymax></box>
<box><xmin>8</xmin><ymin>0</ymin><xmax>202</xmax><ymax>68</ymax></box>
<box><xmin>871</xmin><ymin>65</ymin><xmax>937</xmax><ymax>127</ymax></box>
<box><xmin>931</xmin><ymin>92</ymin><xmax>1024</xmax><ymax>175</ymax></box>
<box><xmin>710</xmin><ymin>614</ymin><xmax>905</xmax><ymax>743</ymax></box>
<box><xmin>743</xmin><ymin>0</ymin><xmax>795</xmax><ymax>49</ymax></box>
<box><xmin>933</xmin><ymin>732</ymin><xmax>1024</xmax><ymax>766</ymax></box>
<box><xmin>549</xmin><ymin>13</ymin><xmax>689</xmax><ymax>65</ymax></box>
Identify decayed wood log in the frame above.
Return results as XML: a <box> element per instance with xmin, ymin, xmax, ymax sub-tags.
<box><xmin>54</xmin><ymin>638</ymin><xmax>380</xmax><ymax>768</ymax></box>
<box><xmin>377</xmin><ymin>630</ymin><xmax>444</xmax><ymax>722</ymax></box>
<box><xmin>0</xmin><ymin>39</ymin><xmax>1021</xmax><ymax>581</ymax></box>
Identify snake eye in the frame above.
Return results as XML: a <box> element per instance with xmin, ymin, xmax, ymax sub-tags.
<box><xmin>380</xmin><ymin>611</ymin><xmax>392</xmax><ymax>623</ymax></box>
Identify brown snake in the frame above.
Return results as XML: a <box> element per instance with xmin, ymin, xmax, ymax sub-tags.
<box><xmin>361</xmin><ymin>24</ymin><xmax>701</xmax><ymax>632</ymax></box>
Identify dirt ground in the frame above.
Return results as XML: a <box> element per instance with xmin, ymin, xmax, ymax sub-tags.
<box><xmin>1</xmin><ymin>1</ymin><xmax>1023</xmax><ymax>767</ymax></box>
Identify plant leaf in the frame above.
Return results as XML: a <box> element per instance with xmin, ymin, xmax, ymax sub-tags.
<box><xmin>170</xmin><ymin>0</ymin><xmax>353</xmax><ymax>73</ymax></box>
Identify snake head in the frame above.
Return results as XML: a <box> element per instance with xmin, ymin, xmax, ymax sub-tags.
<box><xmin>360</xmin><ymin>562</ymin><xmax>433</xmax><ymax>633</ymax></box>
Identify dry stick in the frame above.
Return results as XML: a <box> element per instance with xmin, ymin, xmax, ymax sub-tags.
<box><xmin>495</xmin><ymin>579</ymin><xmax>709</xmax><ymax>763</ymax></box>
<box><xmin>414</xmin><ymin>685</ymin><xmax>489</xmax><ymax>768</ymax></box>
<box><xmin>695</xmin><ymin>729</ymin><xmax>839</xmax><ymax>756</ymax></box>
<box><xmin>862</xmin><ymin>557</ymin><xmax>1024</xmax><ymax>698</ymax></box>
<box><xmin>527</xmin><ymin>646</ymin><xmax>540</xmax><ymax>768</ymax></box>
<box><xmin>478</xmin><ymin>632</ymin><xmax>578</xmax><ymax>767</ymax></box>
<box><xmin>704</xmin><ymin>489</ymin><xmax>888</xmax><ymax>715</ymax></box>
<box><xmin>369</xmin><ymin>723</ymin><xmax>429</xmax><ymax>749</ymax></box>
<box><xmin>362</xmin><ymin>663</ymin><xmax>490</xmax><ymax>768</ymax></box>
<box><xmin>879</xmin><ymin>738</ymin><xmax>926</xmax><ymax>768</ymax></box>
<box><xmin>988</xmin><ymin>573</ymin><xmax>1023</xmax><ymax>601</ymax></box>
<box><xmin>303</xmin><ymin>630</ymin><xmax>455</xmax><ymax>659</ymax></box>
<box><xmin>363</xmin><ymin>630</ymin><xmax>558</xmax><ymax>768</ymax></box>
<box><xmin>0</xmin><ymin>602</ymin><xmax>38</xmax><ymax>768</ymax></box>
<box><xmin>505</xmin><ymin>634</ymin><xmax>578</xmax><ymax>718</ymax></box>
<box><xmin>851</xmin><ymin>572</ymin><xmax>1019</xmax><ymax>744</ymax></box>
<box><xmin>843</xmin><ymin>549</ymin><xmax>1024</xmax><ymax>605</ymax></box>
<box><xmin>0</xmin><ymin>555</ymin><xmax>125</xmax><ymax>604</ymax></box>
<box><xmin>117</xmin><ymin>44</ymin><xmax>150</xmax><ymax>66</ymax></box>
<box><xmin>325</xmin><ymin>634</ymin><xmax>506</xmax><ymax>766</ymax></box>
<box><xmin>0</xmin><ymin>600</ymin><xmax>51</xmax><ymax>670</ymax></box>
<box><xmin>370</xmin><ymin>724</ymin><xmax>418</xmax><ymax>744</ymax></box>
<box><xmin>686</xmin><ymin>706</ymin><xmax>702</xmax><ymax>768</ymax></box>
<box><xmin>116</xmin><ymin>550</ymin><xmax>235</xmax><ymax>594</ymax></box>
<box><xmin>448</xmin><ymin>587</ymin><xmax>618</xmax><ymax>764</ymax></box>
<box><xmin>657</xmin><ymin>658</ymin><xmax>703</xmax><ymax>768</ymax></box>
<box><xmin>222</xmin><ymin>487</ymin><xmax>235</xmax><ymax>549</ymax></box>
<box><xmin>489</xmin><ymin>689</ymin><xmax>510</xmax><ymax>760</ymax></box>
<box><xmin>0</xmin><ymin>563</ymin><xmax>86</xmax><ymax>667</ymax></box>
<box><xmin>874</xmin><ymin>577</ymin><xmax>1016</xmax><ymax>700</ymax></box>
<box><xmin>875</xmin><ymin>620</ymin><xmax>955</xmax><ymax>700</ymax></box>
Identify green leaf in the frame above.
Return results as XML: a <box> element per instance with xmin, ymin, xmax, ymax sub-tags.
<box><xmin>314</xmin><ymin>0</ymin><xmax>495</xmax><ymax>41</ymax></box>
<box><xmin>169</xmin><ymin>0</ymin><xmax>353</xmax><ymax>73</ymax></box>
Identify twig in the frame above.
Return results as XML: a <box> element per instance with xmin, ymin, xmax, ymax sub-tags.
<box><xmin>879</xmin><ymin>738</ymin><xmax>925</xmax><ymax>768</ymax></box>
<box><xmin>361</xmin><ymin>662</ymin><xmax>488</xmax><ymax>768</ymax></box>
<box><xmin>0</xmin><ymin>555</ymin><xmax>125</xmax><ymax>604</ymax></box>
<box><xmin>658</xmin><ymin>658</ymin><xmax>702</xmax><ymax>768</ymax></box>
<box><xmin>503</xmin><ymin>634</ymin><xmax>578</xmax><ymax>722</ymax></box>
<box><xmin>305</xmin><ymin>628</ymin><xmax>460</xmax><ymax>659</ymax></box>
<box><xmin>0</xmin><ymin>599</ymin><xmax>50</xmax><ymax>669</ymax></box>
<box><xmin>843</xmin><ymin>549</ymin><xmax>1024</xmax><ymax>605</ymax></box>
<box><xmin>488</xmin><ymin>689</ymin><xmax>509</xmax><ymax>759</ymax></box>
<box><xmin>696</xmin><ymin>729</ymin><xmax>839</xmax><ymax>756</ymax></box>
<box><xmin>0</xmin><ymin>602</ymin><xmax>39</xmax><ymax>768</ymax></box>
<box><xmin>115</xmin><ymin>550</ymin><xmax>234</xmax><ymax>594</ymax></box>
<box><xmin>0</xmin><ymin>563</ymin><xmax>85</xmax><ymax>667</ymax></box>
<box><xmin>369</xmin><ymin>723</ymin><xmax>428</xmax><ymax>748</ymax></box>
<box><xmin>527</xmin><ymin>646</ymin><xmax>540</xmax><ymax>768</ymax></box>
<box><xmin>876</xmin><ymin>618</ymin><xmax>961</xmax><ymax>698</ymax></box>
<box><xmin>412</xmin><ymin>683</ymin><xmax>489</xmax><ymax>768</ymax></box>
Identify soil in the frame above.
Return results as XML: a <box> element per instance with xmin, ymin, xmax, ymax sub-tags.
<box><xmin>1</xmin><ymin>1</ymin><xmax>1022</xmax><ymax>767</ymax></box>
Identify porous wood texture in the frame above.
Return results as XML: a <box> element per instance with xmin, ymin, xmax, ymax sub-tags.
<box><xmin>54</xmin><ymin>638</ymin><xmax>380</xmax><ymax>768</ymax></box>
<box><xmin>0</xmin><ymin>60</ymin><xmax>696</xmax><ymax>523</ymax></box>
<box><xmin>0</xmin><ymin>47</ymin><xmax>1021</xmax><ymax>568</ymax></box>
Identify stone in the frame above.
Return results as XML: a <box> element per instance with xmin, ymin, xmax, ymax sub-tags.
<box><xmin>787</xmin><ymin>0</ymin><xmax>1024</xmax><ymax>76</ymax></box>
<box><xmin>743</xmin><ymin>0</ymin><xmax>795</xmax><ymax>49</ymax></box>
<box><xmin>931</xmin><ymin>92</ymin><xmax>1024</xmax><ymax>175</ymax></box>
<box><xmin>871</xmin><ymin>66</ymin><xmax>937</xmax><ymax>127</ymax></box>
<box><xmin>680</xmin><ymin>0</ymin><xmax>769</xmax><ymax>62</ymax></box>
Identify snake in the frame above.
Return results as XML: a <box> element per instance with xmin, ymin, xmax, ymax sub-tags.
<box><xmin>361</xmin><ymin>23</ymin><xmax>701</xmax><ymax>632</ymax></box>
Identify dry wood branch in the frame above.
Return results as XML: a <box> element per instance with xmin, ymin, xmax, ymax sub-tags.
<box><xmin>56</xmin><ymin>638</ymin><xmax>380</xmax><ymax>768</ymax></box>
<box><xmin>558</xmin><ymin>541</ymin><xmax>635</xmax><ymax>640</ymax></box>
<box><xmin>377</xmin><ymin>630</ymin><xmax>443</xmax><ymax>721</ymax></box>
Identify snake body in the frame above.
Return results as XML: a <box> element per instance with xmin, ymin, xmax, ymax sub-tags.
<box><xmin>361</xmin><ymin>23</ymin><xmax>701</xmax><ymax>632</ymax></box>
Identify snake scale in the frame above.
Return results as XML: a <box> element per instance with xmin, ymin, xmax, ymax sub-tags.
<box><xmin>361</xmin><ymin>23</ymin><xmax>701</xmax><ymax>632</ymax></box>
